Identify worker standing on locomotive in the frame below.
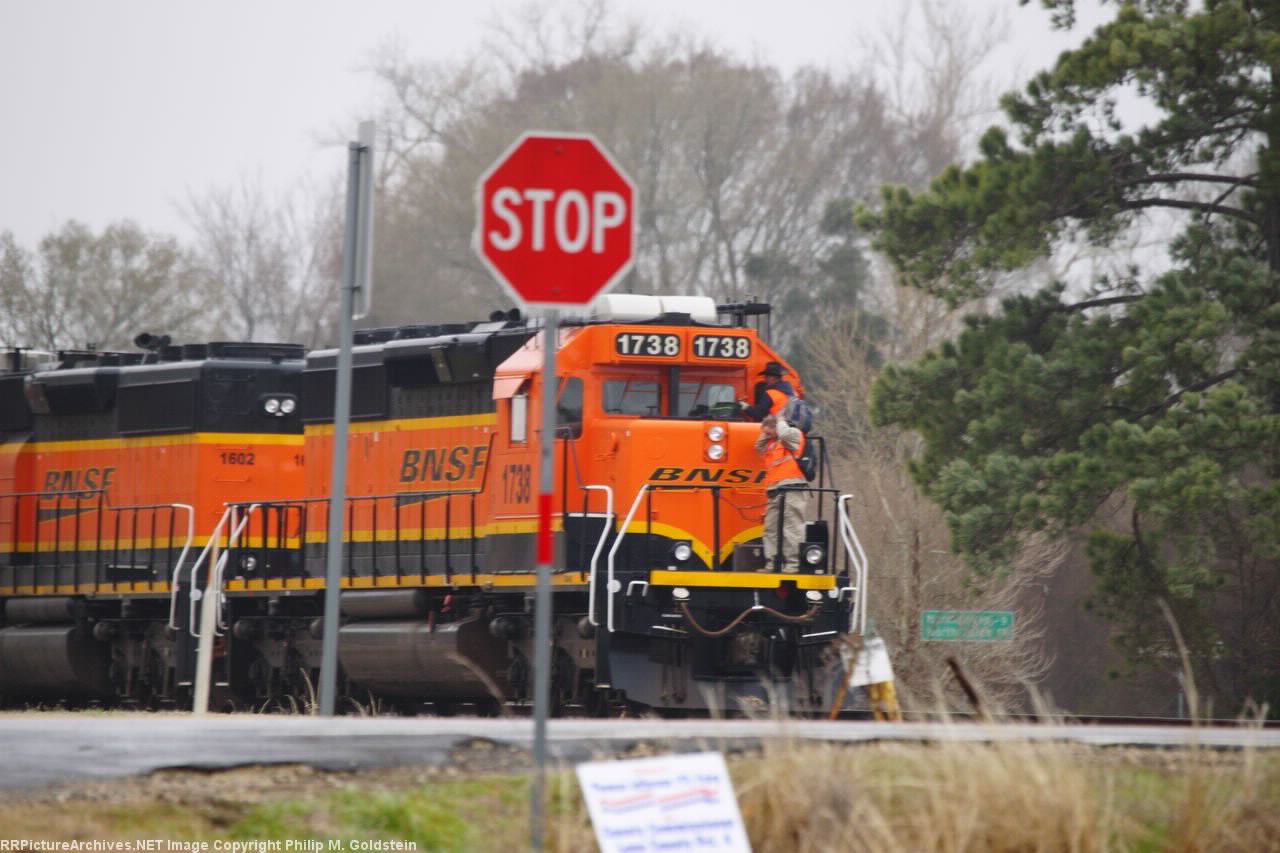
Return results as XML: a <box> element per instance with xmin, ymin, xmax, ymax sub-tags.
<box><xmin>739</xmin><ymin>361</ymin><xmax>795</xmax><ymax>420</ymax></box>
<box><xmin>755</xmin><ymin>412</ymin><xmax>807</xmax><ymax>572</ymax></box>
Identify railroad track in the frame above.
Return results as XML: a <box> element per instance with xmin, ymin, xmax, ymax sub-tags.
<box><xmin>892</xmin><ymin>712</ymin><xmax>1280</xmax><ymax>728</ymax></box>
<box><xmin>1</xmin><ymin>715</ymin><xmax>1278</xmax><ymax>791</ymax></box>
<box><xmin>3</xmin><ymin>699</ymin><xmax>1277</xmax><ymax>729</ymax></box>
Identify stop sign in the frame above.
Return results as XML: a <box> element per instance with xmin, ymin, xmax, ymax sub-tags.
<box><xmin>475</xmin><ymin>132</ymin><xmax>636</xmax><ymax>309</ymax></box>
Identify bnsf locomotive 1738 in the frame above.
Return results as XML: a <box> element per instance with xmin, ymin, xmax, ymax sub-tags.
<box><xmin>0</xmin><ymin>294</ymin><xmax>872</xmax><ymax>715</ymax></box>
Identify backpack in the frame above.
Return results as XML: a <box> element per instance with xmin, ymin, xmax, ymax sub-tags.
<box><xmin>791</xmin><ymin>445</ymin><xmax>818</xmax><ymax>482</ymax></box>
<box><xmin>781</xmin><ymin>394</ymin><xmax>814</xmax><ymax>434</ymax></box>
<box><xmin>781</xmin><ymin>395</ymin><xmax>817</xmax><ymax>481</ymax></box>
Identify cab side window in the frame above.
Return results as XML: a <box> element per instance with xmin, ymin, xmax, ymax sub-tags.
<box><xmin>557</xmin><ymin>377</ymin><xmax>583</xmax><ymax>438</ymax></box>
<box><xmin>510</xmin><ymin>393</ymin><xmax>528</xmax><ymax>443</ymax></box>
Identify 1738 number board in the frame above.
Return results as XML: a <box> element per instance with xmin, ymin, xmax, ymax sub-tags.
<box><xmin>612</xmin><ymin>332</ymin><xmax>752</xmax><ymax>359</ymax></box>
<box><xmin>615</xmin><ymin>332</ymin><xmax>681</xmax><ymax>357</ymax></box>
<box><xmin>692</xmin><ymin>334</ymin><xmax>751</xmax><ymax>359</ymax></box>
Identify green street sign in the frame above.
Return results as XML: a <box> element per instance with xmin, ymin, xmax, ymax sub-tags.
<box><xmin>921</xmin><ymin>610</ymin><xmax>1015</xmax><ymax>642</ymax></box>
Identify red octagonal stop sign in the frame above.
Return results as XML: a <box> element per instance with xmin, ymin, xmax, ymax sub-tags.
<box><xmin>475</xmin><ymin>132</ymin><xmax>636</xmax><ymax>309</ymax></box>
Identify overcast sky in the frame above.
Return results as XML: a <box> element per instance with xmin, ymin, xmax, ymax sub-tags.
<box><xmin>0</xmin><ymin>0</ymin><xmax>1103</xmax><ymax>248</ymax></box>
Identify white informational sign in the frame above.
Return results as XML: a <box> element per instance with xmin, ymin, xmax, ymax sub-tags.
<box><xmin>845</xmin><ymin>635</ymin><xmax>895</xmax><ymax>687</ymax></box>
<box><xmin>576</xmin><ymin>751</ymin><xmax>752</xmax><ymax>853</ymax></box>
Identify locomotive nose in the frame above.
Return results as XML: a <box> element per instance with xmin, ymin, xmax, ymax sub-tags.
<box><xmin>622</xmin><ymin>418</ymin><xmax>761</xmax><ymax>483</ymax></box>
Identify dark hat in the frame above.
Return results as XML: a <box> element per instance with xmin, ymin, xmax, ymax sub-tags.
<box><xmin>759</xmin><ymin>361</ymin><xmax>786</xmax><ymax>377</ymax></box>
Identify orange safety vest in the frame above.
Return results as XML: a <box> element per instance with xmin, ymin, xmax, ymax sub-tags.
<box><xmin>765</xmin><ymin>387</ymin><xmax>789</xmax><ymax>416</ymax></box>
<box><xmin>763</xmin><ymin>431</ymin><xmax>806</xmax><ymax>488</ymax></box>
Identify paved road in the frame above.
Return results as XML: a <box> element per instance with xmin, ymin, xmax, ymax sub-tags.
<box><xmin>1</xmin><ymin>716</ymin><xmax>1277</xmax><ymax>790</ymax></box>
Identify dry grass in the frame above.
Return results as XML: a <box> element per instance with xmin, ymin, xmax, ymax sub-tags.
<box><xmin>3</xmin><ymin>735</ymin><xmax>1277</xmax><ymax>851</ymax></box>
<box><xmin>718</xmin><ymin>736</ymin><xmax>1280</xmax><ymax>853</ymax></box>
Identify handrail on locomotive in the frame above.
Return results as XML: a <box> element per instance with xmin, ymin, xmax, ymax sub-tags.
<box><xmin>1</xmin><ymin>489</ymin><xmax>194</xmax><ymax>594</ymax></box>
<box><xmin>168</xmin><ymin>502</ymin><xmax>256</xmax><ymax>635</ymax></box>
<box><xmin>202</xmin><ymin>475</ymin><xmax>870</xmax><ymax>642</ymax></box>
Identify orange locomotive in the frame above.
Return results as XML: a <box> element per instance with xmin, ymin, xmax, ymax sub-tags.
<box><xmin>0</xmin><ymin>342</ymin><xmax>305</xmax><ymax>702</ymax></box>
<box><xmin>0</xmin><ymin>296</ymin><xmax>871</xmax><ymax>714</ymax></box>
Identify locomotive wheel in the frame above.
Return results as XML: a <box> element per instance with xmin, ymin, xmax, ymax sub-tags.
<box><xmin>584</xmin><ymin>688</ymin><xmax>611</xmax><ymax>718</ymax></box>
<box><xmin>551</xmin><ymin>646</ymin><xmax>577</xmax><ymax>715</ymax></box>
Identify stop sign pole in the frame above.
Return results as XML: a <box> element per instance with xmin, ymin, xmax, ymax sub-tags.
<box><xmin>475</xmin><ymin>132</ymin><xmax>635</xmax><ymax>850</ymax></box>
<box><xmin>533</xmin><ymin>307</ymin><xmax>557</xmax><ymax>849</ymax></box>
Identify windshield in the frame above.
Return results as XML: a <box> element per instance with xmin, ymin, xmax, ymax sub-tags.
<box><xmin>679</xmin><ymin>380</ymin><xmax>736</xmax><ymax>418</ymax></box>
<box><xmin>603</xmin><ymin>380</ymin><xmax>660</xmax><ymax>416</ymax></box>
<box><xmin>601</xmin><ymin>376</ymin><xmax>737</xmax><ymax>418</ymax></box>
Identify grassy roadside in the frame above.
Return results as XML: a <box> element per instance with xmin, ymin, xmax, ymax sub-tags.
<box><xmin>3</xmin><ymin>739</ymin><xmax>1278</xmax><ymax>851</ymax></box>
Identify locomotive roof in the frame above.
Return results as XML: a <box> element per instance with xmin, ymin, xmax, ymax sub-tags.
<box><xmin>26</xmin><ymin>342</ymin><xmax>304</xmax><ymax>390</ymax></box>
<box><xmin>306</xmin><ymin>319</ymin><xmax>535</xmax><ymax>384</ymax></box>
<box><xmin>8</xmin><ymin>343</ymin><xmax>307</xmax><ymax>425</ymax></box>
<box><xmin>3</xmin><ymin>342</ymin><xmax>304</xmax><ymax>375</ymax></box>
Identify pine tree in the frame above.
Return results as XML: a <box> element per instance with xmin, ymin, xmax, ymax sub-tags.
<box><xmin>861</xmin><ymin>0</ymin><xmax>1280</xmax><ymax>714</ymax></box>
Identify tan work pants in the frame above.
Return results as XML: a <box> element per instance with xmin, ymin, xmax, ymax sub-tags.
<box><xmin>763</xmin><ymin>479</ymin><xmax>807</xmax><ymax>571</ymax></box>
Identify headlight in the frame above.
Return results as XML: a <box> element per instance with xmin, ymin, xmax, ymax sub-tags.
<box><xmin>240</xmin><ymin>554</ymin><xmax>258</xmax><ymax>572</ymax></box>
<box><xmin>672</xmin><ymin>541</ymin><xmax>693</xmax><ymax>562</ymax></box>
<box><xmin>803</xmin><ymin>544</ymin><xmax>825</xmax><ymax>565</ymax></box>
<box><xmin>706</xmin><ymin>425</ymin><xmax>726</xmax><ymax>442</ymax></box>
<box><xmin>706</xmin><ymin>443</ymin><xmax>725</xmax><ymax>461</ymax></box>
<box><xmin>260</xmin><ymin>394</ymin><xmax>297</xmax><ymax>416</ymax></box>
<box><xmin>672</xmin><ymin>587</ymin><xmax>690</xmax><ymax>601</ymax></box>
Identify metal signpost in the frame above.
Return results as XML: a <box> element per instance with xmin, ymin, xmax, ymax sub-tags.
<box><xmin>474</xmin><ymin>131</ymin><xmax>635</xmax><ymax>850</ymax></box>
<box><xmin>196</xmin><ymin>124</ymin><xmax>376</xmax><ymax>717</ymax></box>
<box><xmin>319</xmin><ymin>121</ymin><xmax>375</xmax><ymax>718</ymax></box>
<box><xmin>921</xmin><ymin>610</ymin><xmax>1016</xmax><ymax>642</ymax></box>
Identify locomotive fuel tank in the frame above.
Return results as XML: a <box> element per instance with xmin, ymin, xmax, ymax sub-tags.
<box><xmin>0</xmin><ymin>598</ymin><xmax>111</xmax><ymax>698</ymax></box>
<box><xmin>338</xmin><ymin>615</ymin><xmax>508</xmax><ymax>700</ymax></box>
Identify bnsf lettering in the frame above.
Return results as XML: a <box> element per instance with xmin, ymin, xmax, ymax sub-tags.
<box><xmin>398</xmin><ymin>445</ymin><xmax>489</xmax><ymax>483</ymax></box>
<box><xmin>648</xmin><ymin>466</ymin><xmax>765</xmax><ymax>484</ymax></box>
<box><xmin>42</xmin><ymin>466</ymin><xmax>117</xmax><ymax>493</ymax></box>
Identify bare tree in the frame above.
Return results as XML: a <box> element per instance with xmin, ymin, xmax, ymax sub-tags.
<box><xmin>361</xmin><ymin>3</ymin><xmax>941</xmax><ymax>347</ymax></box>
<box><xmin>860</xmin><ymin>0</ymin><xmax>1009</xmax><ymax>180</ymax></box>
<box><xmin>0</xmin><ymin>221</ymin><xmax>209</xmax><ymax>351</ymax></box>
<box><xmin>362</xmin><ymin>41</ymin><xmax>498</xmax><ymax>193</ymax></box>
<box><xmin>185</xmin><ymin>179</ymin><xmax>340</xmax><ymax>345</ymax></box>
<box><xmin>482</xmin><ymin>0</ymin><xmax>642</xmax><ymax>79</ymax></box>
<box><xmin>0</xmin><ymin>232</ymin><xmax>42</xmax><ymax>348</ymax></box>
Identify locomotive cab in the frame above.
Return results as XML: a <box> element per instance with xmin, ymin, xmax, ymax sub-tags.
<box><xmin>539</xmin><ymin>297</ymin><xmax>825</xmax><ymax>577</ymax></box>
<box><xmin>504</xmin><ymin>297</ymin><xmax>854</xmax><ymax>712</ymax></box>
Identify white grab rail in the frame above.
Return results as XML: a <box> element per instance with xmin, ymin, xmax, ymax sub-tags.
<box><xmin>168</xmin><ymin>503</ymin><xmax>259</xmax><ymax>636</ymax></box>
<box><xmin>169</xmin><ymin>506</ymin><xmax>232</xmax><ymax>631</ymax></box>
<box><xmin>213</xmin><ymin>503</ymin><xmax>256</xmax><ymax>632</ymax></box>
<box><xmin>164</xmin><ymin>501</ymin><xmax>196</xmax><ymax>595</ymax></box>
<box><xmin>193</xmin><ymin>505</ymin><xmax>259</xmax><ymax>637</ymax></box>
<box><xmin>604</xmin><ymin>484</ymin><xmax>649</xmax><ymax>633</ymax></box>
<box><xmin>581</xmin><ymin>485</ymin><xmax>615</xmax><ymax>628</ymax></box>
<box><xmin>837</xmin><ymin>494</ymin><xmax>869</xmax><ymax>635</ymax></box>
